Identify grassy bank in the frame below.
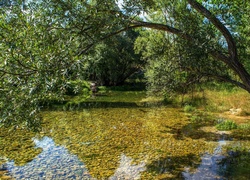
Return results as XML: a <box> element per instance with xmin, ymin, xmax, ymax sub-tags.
<box><xmin>45</xmin><ymin>81</ymin><xmax>250</xmax><ymax>133</ymax></box>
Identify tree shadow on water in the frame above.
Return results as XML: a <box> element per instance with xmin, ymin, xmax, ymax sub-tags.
<box><xmin>216</xmin><ymin>149</ymin><xmax>250</xmax><ymax>180</ymax></box>
<box><xmin>180</xmin><ymin>122</ymin><xmax>250</xmax><ymax>141</ymax></box>
<box><xmin>146</xmin><ymin>153</ymin><xmax>200</xmax><ymax>179</ymax></box>
<box><xmin>162</xmin><ymin>123</ymin><xmax>222</xmax><ymax>141</ymax></box>
<box><xmin>181</xmin><ymin>123</ymin><xmax>223</xmax><ymax>141</ymax></box>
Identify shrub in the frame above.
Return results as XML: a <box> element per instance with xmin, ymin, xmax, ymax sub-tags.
<box><xmin>216</xmin><ymin>120</ymin><xmax>238</xmax><ymax>131</ymax></box>
<box><xmin>65</xmin><ymin>80</ymin><xmax>90</xmax><ymax>95</ymax></box>
<box><xmin>98</xmin><ymin>86</ymin><xmax>108</xmax><ymax>94</ymax></box>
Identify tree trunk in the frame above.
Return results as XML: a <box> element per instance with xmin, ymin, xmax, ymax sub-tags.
<box><xmin>128</xmin><ymin>0</ymin><xmax>250</xmax><ymax>93</ymax></box>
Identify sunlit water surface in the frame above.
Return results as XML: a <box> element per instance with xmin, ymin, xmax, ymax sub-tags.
<box><xmin>0</xmin><ymin>107</ymin><xmax>249</xmax><ymax>179</ymax></box>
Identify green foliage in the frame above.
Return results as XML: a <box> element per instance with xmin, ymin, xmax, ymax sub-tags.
<box><xmin>134</xmin><ymin>15</ymin><xmax>229</xmax><ymax>97</ymax></box>
<box><xmin>0</xmin><ymin>1</ymin><xmax>87</xmax><ymax>129</ymax></box>
<box><xmin>134</xmin><ymin>0</ymin><xmax>250</xmax><ymax>96</ymax></box>
<box><xmin>97</xmin><ymin>86</ymin><xmax>108</xmax><ymax>94</ymax></box>
<box><xmin>237</xmin><ymin>123</ymin><xmax>250</xmax><ymax>130</ymax></box>
<box><xmin>203</xmin><ymin>82</ymin><xmax>238</xmax><ymax>92</ymax></box>
<box><xmin>1</xmin><ymin>0</ymin><xmax>250</xmax><ymax>129</ymax></box>
<box><xmin>186</xmin><ymin>110</ymin><xmax>215</xmax><ymax>125</ymax></box>
<box><xmin>190</xmin><ymin>115</ymin><xmax>203</xmax><ymax>123</ymax></box>
<box><xmin>82</xmin><ymin>30</ymin><xmax>143</xmax><ymax>86</ymax></box>
<box><xmin>216</xmin><ymin>120</ymin><xmax>238</xmax><ymax>131</ymax></box>
<box><xmin>218</xmin><ymin>148</ymin><xmax>250</xmax><ymax>179</ymax></box>
<box><xmin>183</xmin><ymin>105</ymin><xmax>196</xmax><ymax>113</ymax></box>
<box><xmin>65</xmin><ymin>80</ymin><xmax>91</xmax><ymax>96</ymax></box>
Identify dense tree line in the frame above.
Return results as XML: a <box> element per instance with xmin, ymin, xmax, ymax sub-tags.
<box><xmin>82</xmin><ymin>30</ymin><xmax>143</xmax><ymax>86</ymax></box>
<box><xmin>0</xmin><ymin>0</ymin><xmax>249</xmax><ymax>129</ymax></box>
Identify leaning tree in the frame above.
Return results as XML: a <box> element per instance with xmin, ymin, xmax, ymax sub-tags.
<box><xmin>0</xmin><ymin>0</ymin><xmax>249</xmax><ymax>129</ymax></box>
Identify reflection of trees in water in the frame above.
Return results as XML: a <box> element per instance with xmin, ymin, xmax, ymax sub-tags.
<box><xmin>109</xmin><ymin>154</ymin><xmax>146</xmax><ymax>180</ymax></box>
<box><xmin>4</xmin><ymin>137</ymin><xmax>91</xmax><ymax>180</ymax></box>
<box><xmin>41</xmin><ymin>108</ymin><xmax>214</xmax><ymax>179</ymax></box>
<box><xmin>147</xmin><ymin>153</ymin><xmax>201</xmax><ymax>179</ymax></box>
<box><xmin>217</xmin><ymin>149</ymin><xmax>250</xmax><ymax>179</ymax></box>
<box><xmin>182</xmin><ymin>140</ymin><xmax>227</xmax><ymax>180</ymax></box>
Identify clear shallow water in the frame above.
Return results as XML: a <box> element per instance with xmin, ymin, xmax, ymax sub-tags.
<box><xmin>5</xmin><ymin>136</ymin><xmax>91</xmax><ymax>179</ymax></box>
<box><xmin>1</xmin><ymin>107</ymin><xmax>250</xmax><ymax>179</ymax></box>
<box><xmin>182</xmin><ymin>140</ymin><xmax>228</xmax><ymax>180</ymax></box>
<box><xmin>3</xmin><ymin>136</ymin><xmax>146</xmax><ymax>180</ymax></box>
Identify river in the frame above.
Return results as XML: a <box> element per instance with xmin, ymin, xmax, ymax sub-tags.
<box><xmin>0</xmin><ymin>100</ymin><xmax>249</xmax><ymax>179</ymax></box>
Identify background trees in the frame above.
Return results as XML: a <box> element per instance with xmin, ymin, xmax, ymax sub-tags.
<box><xmin>132</xmin><ymin>0</ymin><xmax>250</xmax><ymax>93</ymax></box>
<box><xmin>0</xmin><ymin>0</ymin><xmax>250</xmax><ymax>129</ymax></box>
<box><xmin>82</xmin><ymin>30</ymin><xmax>143</xmax><ymax>86</ymax></box>
<box><xmin>134</xmin><ymin>0</ymin><xmax>242</xmax><ymax>96</ymax></box>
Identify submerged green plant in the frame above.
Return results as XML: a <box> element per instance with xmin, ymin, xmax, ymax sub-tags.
<box><xmin>183</xmin><ymin>105</ymin><xmax>196</xmax><ymax>113</ymax></box>
<box><xmin>190</xmin><ymin>115</ymin><xmax>203</xmax><ymax>123</ymax></box>
<box><xmin>216</xmin><ymin>120</ymin><xmax>238</xmax><ymax>131</ymax></box>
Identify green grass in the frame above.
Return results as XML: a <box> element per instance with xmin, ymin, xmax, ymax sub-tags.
<box><xmin>216</xmin><ymin>120</ymin><xmax>238</xmax><ymax>131</ymax></box>
<box><xmin>238</xmin><ymin>123</ymin><xmax>250</xmax><ymax>130</ymax></box>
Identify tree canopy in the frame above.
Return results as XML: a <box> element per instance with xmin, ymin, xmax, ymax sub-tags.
<box><xmin>82</xmin><ymin>30</ymin><xmax>143</xmax><ymax>86</ymax></box>
<box><xmin>0</xmin><ymin>0</ymin><xmax>250</xmax><ymax>129</ymax></box>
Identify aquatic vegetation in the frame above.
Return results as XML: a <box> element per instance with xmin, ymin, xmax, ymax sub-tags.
<box><xmin>218</xmin><ymin>145</ymin><xmax>250</xmax><ymax>180</ymax></box>
<box><xmin>5</xmin><ymin>137</ymin><xmax>92</xmax><ymax>179</ymax></box>
<box><xmin>238</xmin><ymin>123</ymin><xmax>250</xmax><ymax>130</ymax></box>
<box><xmin>1</xmin><ymin>87</ymin><xmax>250</xmax><ymax>179</ymax></box>
<box><xmin>216</xmin><ymin>120</ymin><xmax>238</xmax><ymax>131</ymax></box>
<box><xmin>183</xmin><ymin>105</ymin><xmax>196</xmax><ymax>113</ymax></box>
<box><xmin>41</xmin><ymin>108</ymin><xmax>216</xmax><ymax>179</ymax></box>
<box><xmin>0</xmin><ymin>128</ymin><xmax>42</xmax><ymax>166</ymax></box>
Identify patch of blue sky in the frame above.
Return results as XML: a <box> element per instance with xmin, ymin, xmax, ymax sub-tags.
<box><xmin>200</xmin><ymin>0</ymin><xmax>239</xmax><ymax>48</ymax></box>
<box><xmin>116</xmin><ymin>0</ymin><xmax>147</xmax><ymax>20</ymax></box>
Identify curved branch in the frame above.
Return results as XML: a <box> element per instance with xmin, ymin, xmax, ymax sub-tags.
<box><xmin>203</xmin><ymin>73</ymin><xmax>249</xmax><ymax>92</ymax></box>
<box><xmin>131</xmin><ymin>21</ymin><xmax>192</xmax><ymax>41</ymax></box>
<box><xmin>75</xmin><ymin>9</ymin><xmax>250</xmax><ymax>92</ymax></box>
<box><xmin>77</xmin><ymin>21</ymin><xmax>192</xmax><ymax>56</ymax></box>
<box><xmin>187</xmin><ymin>0</ymin><xmax>237</xmax><ymax>60</ymax></box>
<box><xmin>0</xmin><ymin>69</ymin><xmax>37</xmax><ymax>76</ymax></box>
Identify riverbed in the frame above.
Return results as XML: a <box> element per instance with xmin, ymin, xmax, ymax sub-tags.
<box><xmin>0</xmin><ymin>94</ymin><xmax>250</xmax><ymax>179</ymax></box>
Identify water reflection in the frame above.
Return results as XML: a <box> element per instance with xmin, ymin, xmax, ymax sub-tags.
<box><xmin>3</xmin><ymin>136</ymin><xmax>147</xmax><ymax>180</ymax></box>
<box><xmin>182</xmin><ymin>139</ymin><xmax>227</xmax><ymax>180</ymax></box>
<box><xmin>40</xmin><ymin>108</ymin><xmax>217</xmax><ymax>179</ymax></box>
<box><xmin>6</xmin><ymin>136</ymin><xmax>92</xmax><ymax>179</ymax></box>
<box><xmin>109</xmin><ymin>154</ymin><xmax>146</xmax><ymax>180</ymax></box>
<box><xmin>1</xmin><ymin>107</ymin><xmax>249</xmax><ymax>179</ymax></box>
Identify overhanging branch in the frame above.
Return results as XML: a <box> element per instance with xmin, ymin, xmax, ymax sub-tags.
<box><xmin>203</xmin><ymin>73</ymin><xmax>248</xmax><ymax>91</ymax></box>
<box><xmin>131</xmin><ymin>21</ymin><xmax>192</xmax><ymax>41</ymax></box>
<box><xmin>187</xmin><ymin>0</ymin><xmax>238</xmax><ymax>60</ymax></box>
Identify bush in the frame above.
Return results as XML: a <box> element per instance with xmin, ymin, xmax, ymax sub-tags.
<box><xmin>65</xmin><ymin>80</ymin><xmax>91</xmax><ymax>96</ymax></box>
<box><xmin>97</xmin><ymin>86</ymin><xmax>108</xmax><ymax>94</ymax></box>
<box><xmin>216</xmin><ymin>120</ymin><xmax>238</xmax><ymax>131</ymax></box>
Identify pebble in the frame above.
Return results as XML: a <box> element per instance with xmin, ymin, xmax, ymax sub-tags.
<box><xmin>4</xmin><ymin>136</ymin><xmax>95</xmax><ymax>180</ymax></box>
